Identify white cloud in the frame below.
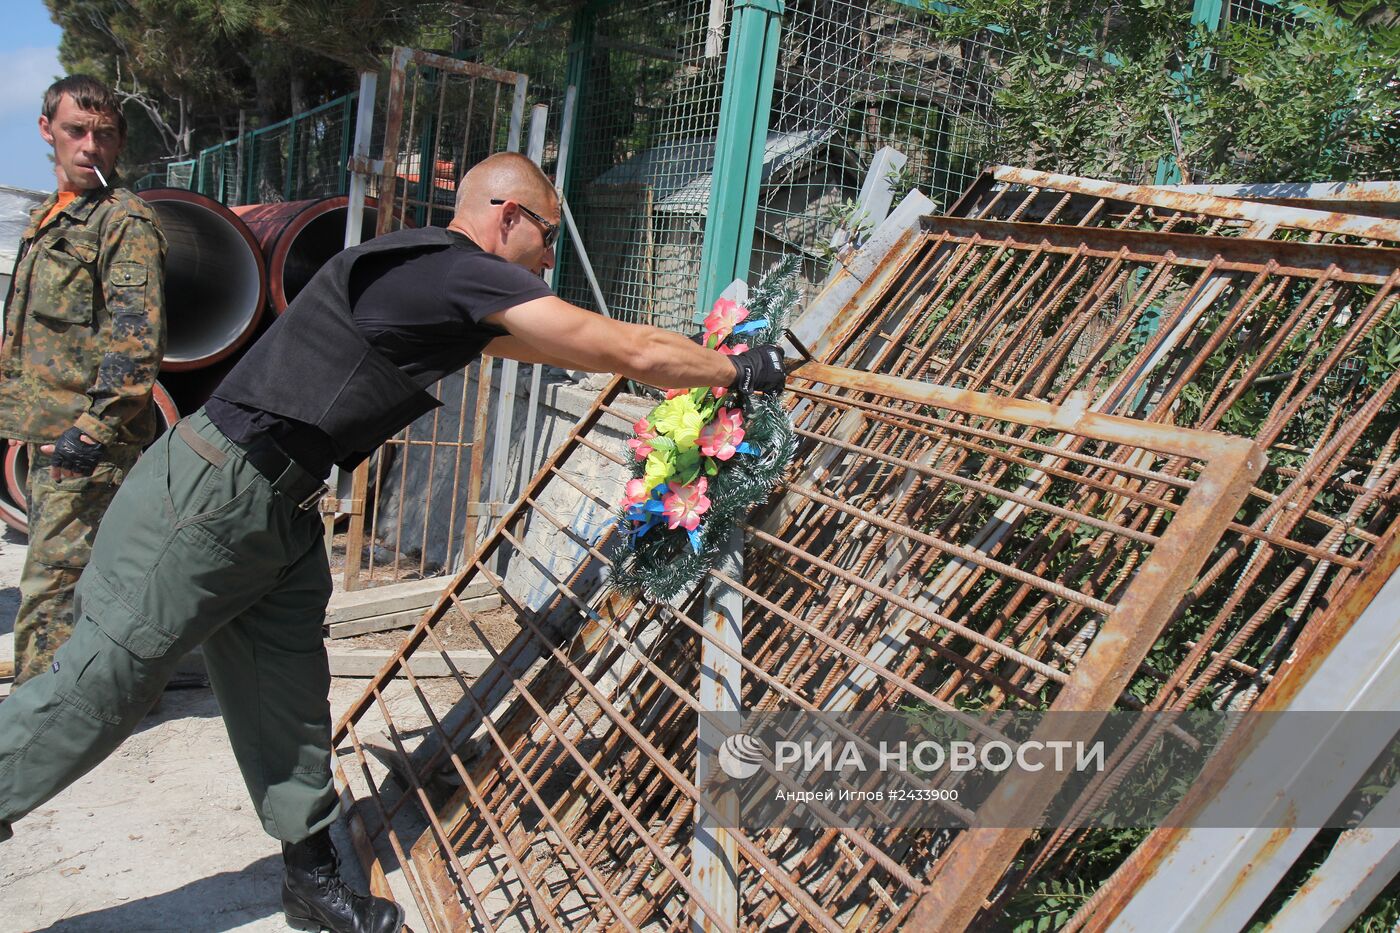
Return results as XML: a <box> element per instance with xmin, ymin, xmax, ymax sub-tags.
<box><xmin>0</xmin><ymin>46</ymin><xmax>62</xmax><ymax>121</ymax></box>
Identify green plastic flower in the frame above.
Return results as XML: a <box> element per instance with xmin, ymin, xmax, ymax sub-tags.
<box><xmin>642</xmin><ymin>448</ymin><xmax>674</xmax><ymax>491</ymax></box>
<box><xmin>649</xmin><ymin>393</ymin><xmax>706</xmax><ymax>450</ymax></box>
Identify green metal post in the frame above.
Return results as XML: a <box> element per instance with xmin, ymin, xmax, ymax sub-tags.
<box><xmin>245</xmin><ymin>130</ymin><xmax>258</xmax><ymax>205</ymax></box>
<box><xmin>560</xmin><ymin>3</ymin><xmax>595</xmax><ymax>208</ymax></box>
<box><xmin>553</xmin><ymin>2</ymin><xmax>597</xmax><ymax>293</ymax></box>
<box><xmin>414</xmin><ymin>70</ymin><xmax>440</xmax><ymax>226</ymax></box>
<box><xmin>695</xmin><ymin>0</ymin><xmax>785</xmax><ymax>320</ymax></box>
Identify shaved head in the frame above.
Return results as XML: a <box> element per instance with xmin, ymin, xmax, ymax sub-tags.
<box><xmin>456</xmin><ymin>152</ymin><xmax>557</xmax><ymax>214</ymax></box>
<box><xmin>450</xmin><ymin>152</ymin><xmax>561</xmax><ymax>273</ymax></box>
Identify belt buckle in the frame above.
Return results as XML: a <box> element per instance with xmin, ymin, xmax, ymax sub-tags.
<box><xmin>298</xmin><ymin>483</ymin><xmax>331</xmax><ymax>511</ymax></box>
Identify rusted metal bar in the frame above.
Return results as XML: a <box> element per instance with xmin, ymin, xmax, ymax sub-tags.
<box><xmin>908</xmin><ymin>422</ymin><xmax>1263</xmax><ymax>927</ymax></box>
<box><xmin>1075</xmin><ymin>525</ymin><xmax>1400</xmax><ymax>931</ymax></box>
<box><xmin>921</xmin><ymin>216</ymin><xmax>1400</xmax><ymax>285</ymax></box>
<box><xmin>988</xmin><ymin>165</ymin><xmax>1400</xmax><ymax>243</ymax></box>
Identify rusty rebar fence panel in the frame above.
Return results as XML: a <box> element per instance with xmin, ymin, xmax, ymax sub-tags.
<box><xmin>951</xmin><ymin>165</ymin><xmax>1400</xmax><ymax>246</ymax></box>
<box><xmin>327</xmin><ymin>352</ymin><xmax>1259</xmax><ymax>930</ymax></box>
<box><xmin>801</xmin><ymin>182</ymin><xmax>1400</xmax><ymax>926</ymax></box>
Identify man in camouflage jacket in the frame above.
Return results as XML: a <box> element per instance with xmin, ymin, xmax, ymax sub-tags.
<box><xmin>0</xmin><ymin>76</ymin><xmax>166</xmax><ymax>684</ymax></box>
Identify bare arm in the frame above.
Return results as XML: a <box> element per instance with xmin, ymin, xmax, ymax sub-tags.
<box><xmin>482</xmin><ymin>296</ymin><xmax>737</xmax><ymax>390</ymax></box>
<box><xmin>480</xmin><ymin>334</ymin><xmax>580</xmax><ymax>369</ymax></box>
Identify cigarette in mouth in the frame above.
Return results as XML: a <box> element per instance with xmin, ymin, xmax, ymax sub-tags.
<box><xmin>93</xmin><ymin>166</ymin><xmax>108</xmax><ymax>187</ymax></box>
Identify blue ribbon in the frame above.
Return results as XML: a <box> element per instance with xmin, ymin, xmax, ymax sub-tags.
<box><xmin>626</xmin><ymin>516</ymin><xmax>660</xmax><ymax>541</ymax></box>
<box><xmin>732</xmin><ymin>319</ymin><xmax>769</xmax><ymax>335</ymax></box>
<box><xmin>735</xmin><ymin>441</ymin><xmax>761</xmax><ymax>456</ymax></box>
<box><xmin>625</xmin><ymin>499</ymin><xmax>665</xmax><ymax>522</ymax></box>
<box><xmin>687</xmin><ymin>528</ymin><xmax>703</xmax><ymax>553</ymax></box>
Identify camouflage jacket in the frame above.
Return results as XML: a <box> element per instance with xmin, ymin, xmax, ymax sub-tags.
<box><xmin>0</xmin><ymin>187</ymin><xmax>167</xmax><ymax>446</ymax></box>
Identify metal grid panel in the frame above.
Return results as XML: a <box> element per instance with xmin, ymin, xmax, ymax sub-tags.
<box><xmin>194</xmin><ymin>141</ymin><xmax>242</xmax><ymax>203</ymax></box>
<box><xmin>184</xmin><ymin>93</ymin><xmax>361</xmax><ymax>205</ymax></box>
<box><xmin>327</xmin><ymin>354</ymin><xmax>1259</xmax><ymax>930</ymax></box>
<box><xmin>559</xmin><ymin>0</ymin><xmax>729</xmax><ymax>331</ymax></box>
<box><xmin>1225</xmin><ymin>0</ymin><xmax>1301</xmax><ymax>32</ymax></box>
<box><xmin>800</xmin><ymin>193</ymin><xmax>1400</xmax><ymax>926</ymax></box>
<box><xmin>374</xmin><ymin>50</ymin><xmax>528</xmax><ymax>233</ymax></box>
<box><xmin>246</xmin><ymin>122</ymin><xmax>295</xmax><ymax>203</ymax></box>
<box><xmin>749</xmin><ymin>1</ymin><xmax>1008</xmax><ymax>306</ymax></box>
<box><xmin>327</xmin><ymin>173</ymin><xmax>1400</xmax><ymax>929</ymax></box>
<box><xmin>284</xmin><ymin>95</ymin><xmax>359</xmax><ymax>201</ymax></box>
<box><xmin>171</xmin><ymin>109</ymin><xmax>368</xmax><ymax>206</ymax></box>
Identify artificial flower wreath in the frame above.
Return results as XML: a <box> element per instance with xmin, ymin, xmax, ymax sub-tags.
<box><xmin>608</xmin><ymin>260</ymin><xmax>800</xmax><ymax>601</ymax></box>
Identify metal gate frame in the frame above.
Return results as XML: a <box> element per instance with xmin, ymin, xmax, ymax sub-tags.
<box><xmin>339</xmin><ymin>48</ymin><xmax>531</xmax><ymax>590</ymax></box>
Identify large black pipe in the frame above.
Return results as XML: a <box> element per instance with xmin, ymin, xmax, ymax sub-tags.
<box><xmin>139</xmin><ymin>189</ymin><xmax>268</xmax><ymax>370</ymax></box>
<box><xmin>232</xmin><ymin>197</ymin><xmax>389</xmax><ymax>314</ymax></box>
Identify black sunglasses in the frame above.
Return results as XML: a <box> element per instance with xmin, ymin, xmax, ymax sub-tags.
<box><xmin>490</xmin><ymin>198</ymin><xmax>559</xmax><ymax>249</ymax></box>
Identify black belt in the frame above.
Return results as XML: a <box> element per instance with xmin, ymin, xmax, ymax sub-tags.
<box><xmin>176</xmin><ymin>419</ymin><xmax>329</xmax><ymax>511</ymax></box>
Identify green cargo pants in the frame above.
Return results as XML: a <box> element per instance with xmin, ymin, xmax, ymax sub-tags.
<box><xmin>0</xmin><ymin>409</ymin><xmax>338</xmax><ymax>842</ymax></box>
<box><xmin>14</xmin><ymin>441</ymin><xmax>140</xmax><ymax>685</ymax></box>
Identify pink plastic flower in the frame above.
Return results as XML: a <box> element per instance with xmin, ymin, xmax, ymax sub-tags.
<box><xmin>627</xmin><ymin>417</ymin><xmax>656</xmax><ymax>461</ymax></box>
<box><xmin>621</xmin><ymin>477</ymin><xmax>650</xmax><ymax>508</ymax></box>
<box><xmin>703</xmin><ymin>298</ymin><xmax>749</xmax><ymax>343</ymax></box>
<box><xmin>699</xmin><ymin>408</ymin><xmax>746</xmax><ymax>461</ymax></box>
<box><xmin>662</xmin><ymin>477</ymin><xmax>710</xmax><ymax>531</ymax></box>
<box><xmin>664</xmin><ymin>388</ymin><xmax>688</xmax><ymax>399</ymax></box>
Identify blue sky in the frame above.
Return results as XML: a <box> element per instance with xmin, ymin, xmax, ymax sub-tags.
<box><xmin>0</xmin><ymin>2</ymin><xmax>63</xmax><ymax>192</ymax></box>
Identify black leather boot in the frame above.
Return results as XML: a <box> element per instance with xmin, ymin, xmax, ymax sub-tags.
<box><xmin>282</xmin><ymin>828</ymin><xmax>404</xmax><ymax>933</ymax></box>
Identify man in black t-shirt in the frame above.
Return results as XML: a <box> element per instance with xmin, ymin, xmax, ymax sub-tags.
<box><xmin>0</xmin><ymin>152</ymin><xmax>786</xmax><ymax>933</ymax></box>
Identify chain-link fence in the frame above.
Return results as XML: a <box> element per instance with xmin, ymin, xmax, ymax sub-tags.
<box><xmin>542</xmin><ymin>0</ymin><xmax>1015</xmax><ymax>326</ymax></box>
<box><xmin>133</xmin><ymin>0</ymin><xmax>1311</xmax><ymax>324</ymax></box>
<box><xmin>751</xmin><ymin>0</ymin><xmax>1009</xmax><ymax>297</ymax></box>
<box><xmin>551</xmin><ymin>0</ymin><xmax>730</xmax><ymax>331</ymax></box>
<box><xmin>134</xmin><ymin>93</ymin><xmax>360</xmax><ymax>205</ymax></box>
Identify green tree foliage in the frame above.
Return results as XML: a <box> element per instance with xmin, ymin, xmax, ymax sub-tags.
<box><xmin>929</xmin><ymin>0</ymin><xmax>1400</xmax><ymax>182</ymax></box>
<box><xmin>43</xmin><ymin>0</ymin><xmax>451</xmax><ymax>167</ymax></box>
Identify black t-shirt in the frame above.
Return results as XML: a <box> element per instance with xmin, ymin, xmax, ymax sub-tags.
<box><xmin>206</xmin><ymin>231</ymin><xmax>551</xmax><ymax>477</ymax></box>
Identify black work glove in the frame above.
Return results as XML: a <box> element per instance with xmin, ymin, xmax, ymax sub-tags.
<box><xmin>52</xmin><ymin>426</ymin><xmax>104</xmax><ymax>476</ymax></box>
<box><xmin>727</xmin><ymin>344</ymin><xmax>786</xmax><ymax>394</ymax></box>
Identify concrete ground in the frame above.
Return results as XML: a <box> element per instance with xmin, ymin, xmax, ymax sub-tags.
<box><xmin>0</xmin><ymin>527</ymin><xmax>417</xmax><ymax>933</ymax></box>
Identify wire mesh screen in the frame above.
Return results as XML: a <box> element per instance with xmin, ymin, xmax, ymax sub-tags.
<box><xmin>195</xmin><ymin>141</ymin><xmax>242</xmax><ymax>203</ymax></box>
<box><xmin>1224</xmin><ymin>0</ymin><xmax>1301</xmax><ymax>32</ymax></box>
<box><xmin>556</xmin><ymin>0</ymin><xmax>1008</xmax><ymax>328</ymax></box>
<box><xmin>329</xmin><ymin>362</ymin><xmax>1257</xmax><ymax>931</ymax></box>
<box><xmin>164</xmin><ymin>159</ymin><xmax>195</xmax><ymax>189</ymax></box>
<box><xmin>286</xmin><ymin>95</ymin><xmax>359</xmax><ymax>200</ymax></box>
<box><xmin>558</xmin><ymin>0</ymin><xmax>730</xmax><ymax>331</ymax></box>
<box><xmin>246</xmin><ymin>122</ymin><xmax>295</xmax><ymax>203</ymax></box>
<box><xmin>177</xmin><ymin>94</ymin><xmax>361</xmax><ymax>206</ymax></box>
<box><xmin>752</xmin><ymin>0</ymin><xmax>1008</xmax><ymax>304</ymax></box>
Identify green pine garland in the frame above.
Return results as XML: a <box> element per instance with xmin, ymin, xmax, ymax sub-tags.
<box><xmin>608</xmin><ymin>259</ymin><xmax>801</xmax><ymax>601</ymax></box>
